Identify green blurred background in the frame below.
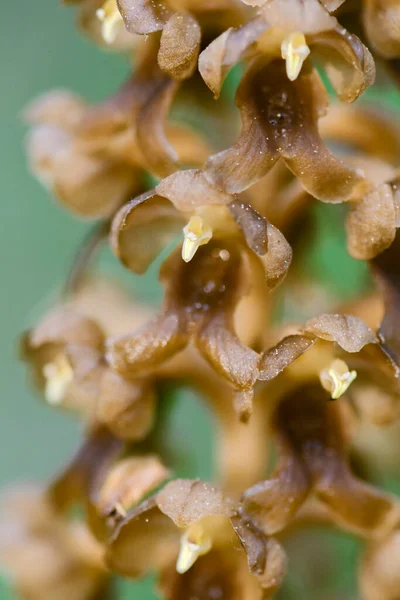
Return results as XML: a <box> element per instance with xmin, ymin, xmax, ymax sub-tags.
<box><xmin>1</xmin><ymin>3</ymin><xmax>400</xmax><ymax>598</ymax></box>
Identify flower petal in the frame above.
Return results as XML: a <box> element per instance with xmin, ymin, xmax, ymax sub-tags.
<box><xmin>228</xmin><ymin>200</ymin><xmax>292</xmax><ymax>288</ymax></box>
<box><xmin>106</xmin><ymin>313</ymin><xmax>187</xmax><ymax>377</ymax></box>
<box><xmin>231</xmin><ymin>516</ymin><xmax>287</xmax><ymax>597</ymax></box>
<box><xmin>302</xmin><ymin>314</ymin><xmax>378</xmax><ymax>352</ymax></box>
<box><xmin>204</xmin><ymin>60</ymin><xmax>279</xmax><ymax>194</ymax></box>
<box><xmin>156</xmin><ymin>169</ymin><xmax>232</xmax><ymax>211</ymax></box>
<box><xmin>106</xmin><ymin>498</ymin><xmax>179</xmax><ymax>577</ymax></box>
<box><xmin>311</xmin><ymin>26</ymin><xmax>376</xmax><ymax>102</ymax></box>
<box><xmin>157</xmin><ymin>479</ymin><xmax>235</xmax><ymax>527</ymax></box>
<box><xmin>199</xmin><ymin>19</ymin><xmax>268</xmax><ymax>97</ymax></box>
<box><xmin>346</xmin><ymin>183</ymin><xmax>396</xmax><ymax>260</ymax></box>
<box><xmin>158</xmin><ymin>14</ymin><xmax>201</xmax><ymax>81</ymax></box>
<box><xmin>116</xmin><ymin>0</ymin><xmax>171</xmax><ymax>34</ymax></box>
<box><xmin>259</xmin><ymin>335</ymin><xmax>316</xmax><ymax>381</ymax></box>
<box><xmin>111</xmin><ymin>190</ymin><xmax>184</xmax><ymax>275</ymax></box>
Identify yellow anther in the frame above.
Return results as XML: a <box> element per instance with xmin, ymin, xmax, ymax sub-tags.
<box><xmin>281</xmin><ymin>32</ymin><xmax>310</xmax><ymax>81</ymax></box>
<box><xmin>176</xmin><ymin>522</ymin><xmax>212</xmax><ymax>574</ymax></box>
<box><xmin>96</xmin><ymin>0</ymin><xmax>123</xmax><ymax>44</ymax></box>
<box><xmin>319</xmin><ymin>359</ymin><xmax>357</xmax><ymax>400</ymax></box>
<box><xmin>42</xmin><ymin>354</ymin><xmax>73</xmax><ymax>406</ymax></box>
<box><xmin>182</xmin><ymin>216</ymin><xmax>212</xmax><ymax>263</ymax></box>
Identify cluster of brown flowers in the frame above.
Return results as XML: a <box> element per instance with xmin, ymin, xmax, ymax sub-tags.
<box><xmin>3</xmin><ymin>0</ymin><xmax>400</xmax><ymax>598</ymax></box>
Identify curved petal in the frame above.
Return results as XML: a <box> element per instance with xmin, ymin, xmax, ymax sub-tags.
<box><xmin>302</xmin><ymin>314</ymin><xmax>378</xmax><ymax>352</ymax></box>
<box><xmin>96</xmin><ymin>456</ymin><xmax>169</xmax><ymax>519</ymax></box>
<box><xmin>346</xmin><ymin>183</ymin><xmax>396</xmax><ymax>260</ymax></box>
<box><xmin>259</xmin><ymin>314</ymin><xmax>377</xmax><ymax>381</ymax></box>
<box><xmin>259</xmin><ymin>335</ymin><xmax>316</xmax><ymax>381</ymax></box>
<box><xmin>264</xmin><ymin>60</ymin><xmax>367</xmax><ymax>202</ymax></box>
<box><xmin>196</xmin><ymin>315</ymin><xmax>260</xmax><ymax>421</ymax></box>
<box><xmin>158</xmin><ymin>14</ymin><xmax>201</xmax><ymax>81</ymax></box>
<box><xmin>241</xmin><ymin>451</ymin><xmax>310</xmax><ymax>534</ymax></box>
<box><xmin>199</xmin><ymin>19</ymin><xmax>268</xmax><ymax>97</ymax></box>
<box><xmin>231</xmin><ymin>516</ymin><xmax>287</xmax><ymax>598</ymax></box>
<box><xmin>204</xmin><ymin>60</ymin><xmax>279</xmax><ymax>194</ymax></box>
<box><xmin>106</xmin><ymin>313</ymin><xmax>188</xmax><ymax>377</ymax></box>
<box><xmin>110</xmin><ymin>190</ymin><xmax>184</xmax><ymax>275</ymax></box>
<box><xmin>311</xmin><ymin>26</ymin><xmax>376</xmax><ymax>102</ymax></box>
<box><xmin>275</xmin><ymin>385</ymin><xmax>400</xmax><ymax>536</ymax></box>
<box><xmin>228</xmin><ymin>200</ymin><xmax>292</xmax><ymax>289</ymax></box>
<box><xmin>116</xmin><ymin>0</ymin><xmax>171</xmax><ymax>34</ymax></box>
<box><xmin>106</xmin><ymin>498</ymin><xmax>179</xmax><ymax>577</ymax></box>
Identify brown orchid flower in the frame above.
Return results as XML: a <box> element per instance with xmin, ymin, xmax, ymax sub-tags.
<box><xmin>106</xmin><ymin>478</ymin><xmax>286</xmax><ymax>599</ymax></box>
<box><xmin>241</xmin><ymin>382</ymin><xmax>400</xmax><ymax>540</ymax></box>
<box><xmin>0</xmin><ymin>483</ymin><xmax>108</xmax><ymax>600</ymax></box>
<box><xmin>48</xmin><ymin>426</ymin><xmax>170</xmax><ymax>541</ymax></box>
<box><xmin>199</xmin><ymin>0</ymin><xmax>374</xmax><ymax>104</ymax></box>
<box><xmin>201</xmin><ymin>58</ymin><xmax>370</xmax><ymax>204</ymax></box>
<box><xmin>258</xmin><ymin>313</ymin><xmax>400</xmax><ymax>424</ymax></box>
<box><xmin>25</xmin><ymin>39</ymin><xmax>210</xmax><ymax>217</ymax></box>
<box><xmin>113</xmin><ymin>0</ymin><xmax>245</xmax><ymax>80</ymax></box>
<box><xmin>21</xmin><ymin>306</ymin><xmax>156</xmax><ymax>442</ymax></box>
<box><xmin>107</xmin><ymin>172</ymin><xmax>292</xmax><ymax>420</ymax></box>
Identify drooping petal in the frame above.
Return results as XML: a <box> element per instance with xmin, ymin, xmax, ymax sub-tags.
<box><xmin>196</xmin><ymin>315</ymin><xmax>260</xmax><ymax>421</ymax></box>
<box><xmin>241</xmin><ymin>449</ymin><xmax>310</xmax><ymax>534</ymax></box>
<box><xmin>346</xmin><ymin>183</ymin><xmax>396</xmax><ymax>260</ymax></box>
<box><xmin>311</xmin><ymin>26</ymin><xmax>376</xmax><ymax>102</ymax></box>
<box><xmin>228</xmin><ymin>200</ymin><xmax>292</xmax><ymax>288</ymax></box>
<box><xmin>275</xmin><ymin>385</ymin><xmax>399</xmax><ymax>536</ymax></box>
<box><xmin>231</xmin><ymin>516</ymin><xmax>287</xmax><ymax>598</ymax></box>
<box><xmin>263</xmin><ymin>60</ymin><xmax>367</xmax><ymax>202</ymax></box>
<box><xmin>204</xmin><ymin>60</ymin><xmax>279</xmax><ymax>194</ymax></box>
<box><xmin>158</xmin><ymin>14</ymin><xmax>201</xmax><ymax>81</ymax></box>
<box><xmin>96</xmin><ymin>456</ymin><xmax>170</xmax><ymax>520</ymax></box>
<box><xmin>106</xmin><ymin>498</ymin><xmax>179</xmax><ymax>577</ymax></box>
<box><xmin>106</xmin><ymin>313</ymin><xmax>188</xmax><ymax>378</ymax></box>
<box><xmin>110</xmin><ymin>190</ymin><xmax>184</xmax><ymax>275</ymax></box>
<box><xmin>199</xmin><ymin>19</ymin><xmax>268</xmax><ymax>97</ymax></box>
<box><xmin>259</xmin><ymin>335</ymin><xmax>316</xmax><ymax>381</ymax></box>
